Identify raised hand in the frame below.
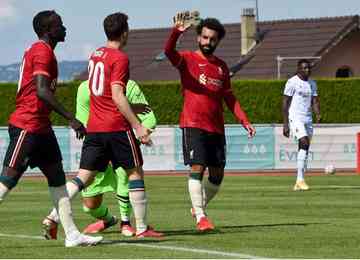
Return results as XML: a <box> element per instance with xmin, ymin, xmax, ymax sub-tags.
<box><xmin>173</xmin><ymin>11</ymin><xmax>192</xmax><ymax>32</ymax></box>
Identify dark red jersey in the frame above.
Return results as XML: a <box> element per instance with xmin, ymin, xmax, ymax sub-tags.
<box><xmin>86</xmin><ymin>47</ymin><xmax>130</xmax><ymax>132</ymax></box>
<box><xmin>9</xmin><ymin>41</ymin><xmax>58</xmax><ymax>133</ymax></box>
<box><xmin>164</xmin><ymin>28</ymin><xmax>250</xmax><ymax>134</ymax></box>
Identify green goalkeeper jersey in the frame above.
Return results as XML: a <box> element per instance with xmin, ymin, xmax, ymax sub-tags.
<box><xmin>76</xmin><ymin>80</ymin><xmax>156</xmax><ymax>130</ymax></box>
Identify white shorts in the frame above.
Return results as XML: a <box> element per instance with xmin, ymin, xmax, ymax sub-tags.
<box><xmin>289</xmin><ymin>119</ymin><xmax>313</xmax><ymax>140</ymax></box>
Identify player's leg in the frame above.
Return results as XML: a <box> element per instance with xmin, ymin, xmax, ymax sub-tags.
<box><xmin>0</xmin><ymin>125</ymin><xmax>30</xmax><ymax>202</ymax></box>
<box><xmin>38</xmin><ymin>131</ymin><xmax>102</xmax><ymax>246</ymax></box>
<box><xmin>111</xmin><ymin>130</ymin><xmax>162</xmax><ymax>238</ymax></box>
<box><xmin>204</xmin><ymin>133</ymin><xmax>226</xmax><ymax>209</ymax></box>
<box><xmin>0</xmin><ymin>167</ymin><xmax>21</xmax><ymax>203</ymax></box>
<box><xmin>114</xmin><ymin>166</ymin><xmax>134</xmax><ymax>236</ymax></box>
<box><xmin>43</xmin><ymin>133</ymin><xmax>105</xmax><ymax>238</ymax></box>
<box><xmin>291</xmin><ymin>120</ymin><xmax>311</xmax><ymax>191</ymax></box>
<box><xmin>45</xmin><ymin>168</ymin><xmax>97</xmax><ymax>224</ymax></box>
<box><xmin>205</xmin><ymin>167</ymin><xmax>224</xmax><ymax>208</ymax></box>
<box><xmin>182</xmin><ymin>128</ymin><xmax>213</xmax><ymax>231</ymax></box>
<box><xmin>82</xmin><ymin>166</ymin><xmax>118</xmax><ymax>234</ymax></box>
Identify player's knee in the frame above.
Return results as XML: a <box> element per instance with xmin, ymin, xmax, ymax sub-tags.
<box><xmin>189</xmin><ymin>171</ymin><xmax>204</xmax><ymax>181</ymax></box>
<box><xmin>208</xmin><ymin>173</ymin><xmax>223</xmax><ymax>185</ymax></box>
<box><xmin>0</xmin><ymin>167</ymin><xmax>23</xmax><ymax>189</ymax></box>
<box><xmin>0</xmin><ymin>175</ymin><xmax>18</xmax><ymax>189</ymax></box>
<box><xmin>71</xmin><ymin>176</ymin><xmax>86</xmax><ymax>191</ymax></box>
<box><xmin>83</xmin><ymin>198</ymin><xmax>102</xmax><ymax>210</ymax></box>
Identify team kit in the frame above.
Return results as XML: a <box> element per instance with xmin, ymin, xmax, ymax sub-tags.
<box><xmin>0</xmin><ymin>10</ymin><xmax>319</xmax><ymax>247</ymax></box>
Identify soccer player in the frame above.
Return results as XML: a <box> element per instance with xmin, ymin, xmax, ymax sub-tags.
<box><xmin>282</xmin><ymin>59</ymin><xmax>321</xmax><ymax>191</ymax></box>
<box><xmin>43</xmin><ymin>12</ymin><xmax>163</xmax><ymax>238</ymax></box>
<box><xmin>164</xmin><ymin>12</ymin><xmax>256</xmax><ymax>231</ymax></box>
<box><xmin>76</xmin><ymin>79</ymin><xmax>156</xmax><ymax>236</ymax></box>
<box><xmin>0</xmin><ymin>10</ymin><xmax>102</xmax><ymax>247</ymax></box>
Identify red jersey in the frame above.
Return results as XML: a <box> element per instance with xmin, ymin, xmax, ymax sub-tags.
<box><xmin>86</xmin><ymin>47</ymin><xmax>130</xmax><ymax>132</ymax></box>
<box><xmin>9</xmin><ymin>41</ymin><xmax>58</xmax><ymax>133</ymax></box>
<box><xmin>164</xmin><ymin>28</ymin><xmax>250</xmax><ymax>134</ymax></box>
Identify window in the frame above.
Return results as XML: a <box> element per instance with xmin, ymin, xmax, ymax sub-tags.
<box><xmin>336</xmin><ymin>66</ymin><xmax>353</xmax><ymax>78</ymax></box>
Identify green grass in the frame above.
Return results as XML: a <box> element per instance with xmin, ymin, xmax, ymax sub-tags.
<box><xmin>0</xmin><ymin>174</ymin><xmax>360</xmax><ymax>258</ymax></box>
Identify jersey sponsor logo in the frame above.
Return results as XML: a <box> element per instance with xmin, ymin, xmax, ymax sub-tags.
<box><xmin>298</xmin><ymin>90</ymin><xmax>311</xmax><ymax>97</ymax></box>
<box><xmin>208</xmin><ymin>78</ymin><xmax>223</xmax><ymax>88</ymax></box>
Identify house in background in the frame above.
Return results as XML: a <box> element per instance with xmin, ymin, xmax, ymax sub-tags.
<box><xmin>77</xmin><ymin>10</ymin><xmax>360</xmax><ymax>81</ymax></box>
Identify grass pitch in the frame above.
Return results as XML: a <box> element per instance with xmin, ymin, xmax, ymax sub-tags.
<box><xmin>0</xmin><ymin>173</ymin><xmax>359</xmax><ymax>258</ymax></box>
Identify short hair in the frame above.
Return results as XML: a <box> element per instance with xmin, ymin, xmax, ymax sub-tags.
<box><xmin>103</xmin><ymin>12</ymin><xmax>129</xmax><ymax>40</ymax></box>
<box><xmin>33</xmin><ymin>10</ymin><xmax>57</xmax><ymax>38</ymax></box>
<box><xmin>297</xmin><ymin>59</ymin><xmax>311</xmax><ymax>67</ymax></box>
<box><xmin>196</xmin><ymin>18</ymin><xmax>226</xmax><ymax>40</ymax></box>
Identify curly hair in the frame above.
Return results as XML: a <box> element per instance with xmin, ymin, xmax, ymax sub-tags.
<box><xmin>32</xmin><ymin>10</ymin><xmax>57</xmax><ymax>38</ymax></box>
<box><xmin>196</xmin><ymin>18</ymin><xmax>226</xmax><ymax>40</ymax></box>
<box><xmin>103</xmin><ymin>12</ymin><xmax>129</xmax><ymax>40</ymax></box>
<box><xmin>297</xmin><ymin>59</ymin><xmax>311</xmax><ymax>67</ymax></box>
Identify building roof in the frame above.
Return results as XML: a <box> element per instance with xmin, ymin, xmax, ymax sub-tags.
<box><xmin>77</xmin><ymin>15</ymin><xmax>360</xmax><ymax>81</ymax></box>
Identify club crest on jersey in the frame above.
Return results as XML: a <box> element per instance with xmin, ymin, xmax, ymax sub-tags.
<box><xmin>199</xmin><ymin>73</ymin><xmax>207</xmax><ymax>85</ymax></box>
<box><xmin>218</xmin><ymin>66</ymin><xmax>223</xmax><ymax>76</ymax></box>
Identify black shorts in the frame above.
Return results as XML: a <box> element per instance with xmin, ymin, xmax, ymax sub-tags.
<box><xmin>182</xmin><ymin>127</ymin><xmax>226</xmax><ymax>168</ymax></box>
<box><xmin>3</xmin><ymin>125</ymin><xmax>63</xmax><ymax>173</ymax></box>
<box><xmin>80</xmin><ymin>130</ymin><xmax>143</xmax><ymax>172</ymax></box>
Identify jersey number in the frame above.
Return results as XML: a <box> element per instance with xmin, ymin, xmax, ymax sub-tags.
<box><xmin>88</xmin><ymin>60</ymin><xmax>105</xmax><ymax>96</ymax></box>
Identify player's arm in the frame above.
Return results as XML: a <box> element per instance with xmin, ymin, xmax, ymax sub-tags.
<box><xmin>126</xmin><ymin>81</ymin><xmax>157</xmax><ymax>130</ymax></box>
<box><xmin>75</xmin><ymin>80</ymin><xmax>90</xmax><ymax>125</ymax></box>
<box><xmin>35</xmin><ymin>75</ymin><xmax>86</xmax><ymax>139</ymax></box>
<box><xmin>223</xmin><ymin>74</ymin><xmax>255</xmax><ymax>137</ymax></box>
<box><xmin>311</xmin><ymin>81</ymin><xmax>321</xmax><ymax>123</ymax></box>
<box><xmin>312</xmin><ymin>96</ymin><xmax>320</xmax><ymax>123</ymax></box>
<box><xmin>282</xmin><ymin>80</ymin><xmax>295</xmax><ymax>138</ymax></box>
<box><xmin>112</xmin><ymin>84</ymin><xmax>152</xmax><ymax>144</ymax></box>
<box><xmin>164</xmin><ymin>12</ymin><xmax>191</xmax><ymax>67</ymax></box>
<box><xmin>282</xmin><ymin>95</ymin><xmax>292</xmax><ymax>138</ymax></box>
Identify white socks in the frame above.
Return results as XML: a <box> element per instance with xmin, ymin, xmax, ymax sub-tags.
<box><xmin>129</xmin><ymin>190</ymin><xmax>147</xmax><ymax>234</ymax></box>
<box><xmin>297</xmin><ymin>149</ymin><xmax>308</xmax><ymax>182</ymax></box>
<box><xmin>203</xmin><ymin>178</ymin><xmax>220</xmax><ymax>208</ymax></box>
<box><xmin>0</xmin><ymin>182</ymin><xmax>9</xmax><ymax>203</ymax></box>
<box><xmin>48</xmin><ymin>186</ymin><xmax>80</xmax><ymax>240</ymax></box>
<box><xmin>47</xmin><ymin>181</ymin><xmax>80</xmax><ymax>223</ymax></box>
<box><xmin>188</xmin><ymin>178</ymin><xmax>205</xmax><ymax>222</ymax></box>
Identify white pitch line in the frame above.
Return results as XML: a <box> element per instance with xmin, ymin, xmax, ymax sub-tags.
<box><xmin>0</xmin><ymin>232</ymin><xmax>270</xmax><ymax>259</ymax></box>
<box><xmin>103</xmin><ymin>240</ymin><xmax>268</xmax><ymax>259</ymax></box>
<box><xmin>0</xmin><ymin>233</ymin><xmax>44</xmax><ymax>240</ymax></box>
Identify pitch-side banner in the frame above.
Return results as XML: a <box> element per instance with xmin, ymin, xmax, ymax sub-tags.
<box><xmin>174</xmin><ymin>126</ymin><xmax>275</xmax><ymax>170</ymax></box>
<box><xmin>274</xmin><ymin>125</ymin><xmax>360</xmax><ymax>169</ymax></box>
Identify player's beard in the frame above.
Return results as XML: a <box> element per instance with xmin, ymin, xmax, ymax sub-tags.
<box><xmin>198</xmin><ymin>43</ymin><xmax>216</xmax><ymax>55</ymax></box>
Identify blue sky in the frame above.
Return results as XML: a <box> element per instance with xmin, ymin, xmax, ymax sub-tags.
<box><xmin>1</xmin><ymin>0</ymin><xmax>359</xmax><ymax>65</ymax></box>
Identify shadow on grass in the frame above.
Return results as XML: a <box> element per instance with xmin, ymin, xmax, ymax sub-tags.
<box><xmin>101</xmin><ymin>237</ymin><xmax>168</xmax><ymax>245</ymax></box>
<box><xmin>161</xmin><ymin>222</ymin><xmax>329</xmax><ymax>236</ymax></box>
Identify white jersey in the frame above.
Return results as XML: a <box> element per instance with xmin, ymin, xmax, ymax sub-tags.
<box><xmin>283</xmin><ymin>75</ymin><xmax>317</xmax><ymax>122</ymax></box>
